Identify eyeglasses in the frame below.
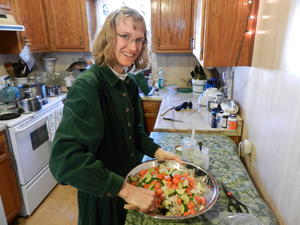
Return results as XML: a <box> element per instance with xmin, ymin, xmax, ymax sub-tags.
<box><xmin>117</xmin><ymin>33</ymin><xmax>146</xmax><ymax>46</ymax></box>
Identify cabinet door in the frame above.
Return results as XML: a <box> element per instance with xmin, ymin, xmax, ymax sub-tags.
<box><xmin>151</xmin><ymin>0</ymin><xmax>194</xmax><ymax>53</ymax></box>
<box><xmin>44</xmin><ymin>0</ymin><xmax>90</xmax><ymax>52</ymax></box>
<box><xmin>14</xmin><ymin>0</ymin><xmax>50</xmax><ymax>52</ymax></box>
<box><xmin>142</xmin><ymin>100</ymin><xmax>161</xmax><ymax>134</ymax></box>
<box><xmin>193</xmin><ymin>0</ymin><xmax>259</xmax><ymax>67</ymax></box>
<box><xmin>0</xmin><ymin>132</ymin><xmax>21</xmax><ymax>223</ymax></box>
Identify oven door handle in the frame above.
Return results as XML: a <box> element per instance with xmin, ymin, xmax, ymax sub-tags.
<box><xmin>14</xmin><ymin>115</ymin><xmax>49</xmax><ymax>134</ymax></box>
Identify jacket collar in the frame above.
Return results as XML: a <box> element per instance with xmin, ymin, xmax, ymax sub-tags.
<box><xmin>94</xmin><ymin>64</ymin><xmax>121</xmax><ymax>87</ymax></box>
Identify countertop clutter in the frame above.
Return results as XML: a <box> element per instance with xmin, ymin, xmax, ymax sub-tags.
<box><xmin>140</xmin><ymin>89</ymin><xmax>243</xmax><ymax>143</ymax></box>
<box><xmin>125</xmin><ymin>132</ymin><xmax>278</xmax><ymax>225</ymax></box>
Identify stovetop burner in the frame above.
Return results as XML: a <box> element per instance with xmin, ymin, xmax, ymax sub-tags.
<box><xmin>0</xmin><ymin>113</ymin><xmax>20</xmax><ymax>120</ymax></box>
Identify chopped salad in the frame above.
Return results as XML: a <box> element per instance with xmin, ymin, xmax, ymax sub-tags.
<box><xmin>128</xmin><ymin>163</ymin><xmax>209</xmax><ymax>217</ymax></box>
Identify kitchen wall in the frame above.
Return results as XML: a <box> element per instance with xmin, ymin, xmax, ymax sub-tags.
<box><xmin>231</xmin><ymin>0</ymin><xmax>300</xmax><ymax>224</ymax></box>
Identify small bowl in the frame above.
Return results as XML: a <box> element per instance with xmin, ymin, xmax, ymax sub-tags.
<box><xmin>175</xmin><ymin>144</ymin><xmax>182</xmax><ymax>152</ymax></box>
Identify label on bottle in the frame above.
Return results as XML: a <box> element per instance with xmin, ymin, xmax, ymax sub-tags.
<box><xmin>227</xmin><ymin>117</ymin><xmax>238</xmax><ymax>130</ymax></box>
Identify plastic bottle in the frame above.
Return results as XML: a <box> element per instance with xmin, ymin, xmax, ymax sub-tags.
<box><xmin>227</xmin><ymin>114</ymin><xmax>238</xmax><ymax>130</ymax></box>
<box><xmin>220</xmin><ymin>112</ymin><xmax>229</xmax><ymax>129</ymax></box>
<box><xmin>147</xmin><ymin>74</ymin><xmax>154</xmax><ymax>88</ymax></box>
<box><xmin>158</xmin><ymin>69</ymin><xmax>165</xmax><ymax>89</ymax></box>
<box><xmin>211</xmin><ymin>107</ymin><xmax>218</xmax><ymax>128</ymax></box>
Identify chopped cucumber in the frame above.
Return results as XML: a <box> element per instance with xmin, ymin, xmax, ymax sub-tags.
<box><xmin>178</xmin><ymin>182</ymin><xmax>183</xmax><ymax>189</ymax></box>
<box><xmin>165</xmin><ymin>211</ymin><xmax>171</xmax><ymax>216</ymax></box>
<box><xmin>129</xmin><ymin>175</ymin><xmax>138</xmax><ymax>182</ymax></box>
<box><xmin>148</xmin><ymin>183</ymin><xmax>155</xmax><ymax>190</ymax></box>
<box><xmin>176</xmin><ymin>188</ymin><xmax>185</xmax><ymax>195</ymax></box>
<box><xmin>143</xmin><ymin>174</ymin><xmax>152</xmax><ymax>183</ymax></box>
<box><xmin>180</xmin><ymin>204</ymin><xmax>185</xmax><ymax>214</ymax></box>
<box><xmin>181</xmin><ymin>194</ymin><xmax>190</xmax><ymax>204</ymax></box>
<box><xmin>183</xmin><ymin>179</ymin><xmax>189</xmax><ymax>188</ymax></box>
<box><xmin>162</xmin><ymin>199</ymin><xmax>172</xmax><ymax>207</ymax></box>
<box><xmin>164</xmin><ymin>187</ymin><xmax>175</xmax><ymax>196</ymax></box>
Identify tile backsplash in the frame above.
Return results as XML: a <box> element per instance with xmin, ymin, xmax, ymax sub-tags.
<box><xmin>0</xmin><ymin>52</ymin><xmax>198</xmax><ymax>88</ymax></box>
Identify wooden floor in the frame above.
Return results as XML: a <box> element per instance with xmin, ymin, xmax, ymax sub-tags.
<box><xmin>10</xmin><ymin>185</ymin><xmax>78</xmax><ymax>225</ymax></box>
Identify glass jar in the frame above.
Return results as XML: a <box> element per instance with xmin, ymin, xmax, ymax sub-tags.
<box><xmin>181</xmin><ymin>137</ymin><xmax>198</xmax><ymax>163</ymax></box>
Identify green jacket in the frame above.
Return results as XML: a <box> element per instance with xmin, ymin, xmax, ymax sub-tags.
<box><xmin>49</xmin><ymin>65</ymin><xmax>160</xmax><ymax>225</ymax></box>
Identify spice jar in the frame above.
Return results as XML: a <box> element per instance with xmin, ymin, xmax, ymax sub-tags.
<box><xmin>227</xmin><ymin>114</ymin><xmax>238</xmax><ymax>130</ymax></box>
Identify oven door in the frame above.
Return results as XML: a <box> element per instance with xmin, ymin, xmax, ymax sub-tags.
<box><xmin>9</xmin><ymin>114</ymin><xmax>51</xmax><ymax>185</ymax></box>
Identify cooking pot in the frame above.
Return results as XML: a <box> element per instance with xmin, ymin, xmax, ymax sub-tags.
<box><xmin>17</xmin><ymin>96</ymin><xmax>42</xmax><ymax>113</ymax></box>
<box><xmin>46</xmin><ymin>85</ymin><xmax>61</xmax><ymax>96</ymax></box>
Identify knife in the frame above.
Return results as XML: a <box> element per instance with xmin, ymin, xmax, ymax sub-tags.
<box><xmin>163</xmin><ymin>117</ymin><xmax>183</xmax><ymax>122</ymax></box>
<box><xmin>160</xmin><ymin>106</ymin><xmax>175</xmax><ymax>116</ymax></box>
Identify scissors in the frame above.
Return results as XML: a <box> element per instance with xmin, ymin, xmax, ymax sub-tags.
<box><xmin>222</xmin><ymin>183</ymin><xmax>249</xmax><ymax>213</ymax></box>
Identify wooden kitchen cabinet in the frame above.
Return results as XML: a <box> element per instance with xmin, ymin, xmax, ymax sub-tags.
<box><xmin>14</xmin><ymin>0</ymin><xmax>51</xmax><ymax>52</ymax></box>
<box><xmin>44</xmin><ymin>0</ymin><xmax>91</xmax><ymax>52</ymax></box>
<box><xmin>151</xmin><ymin>0</ymin><xmax>194</xmax><ymax>53</ymax></box>
<box><xmin>0</xmin><ymin>131</ymin><xmax>21</xmax><ymax>223</ymax></box>
<box><xmin>0</xmin><ymin>0</ymin><xmax>11</xmax><ymax>13</ymax></box>
<box><xmin>193</xmin><ymin>0</ymin><xmax>259</xmax><ymax>67</ymax></box>
<box><xmin>142</xmin><ymin>100</ymin><xmax>161</xmax><ymax>134</ymax></box>
<box><xmin>1</xmin><ymin>0</ymin><xmax>95</xmax><ymax>54</ymax></box>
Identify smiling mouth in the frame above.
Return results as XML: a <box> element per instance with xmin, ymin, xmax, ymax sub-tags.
<box><xmin>122</xmin><ymin>52</ymin><xmax>136</xmax><ymax>58</ymax></box>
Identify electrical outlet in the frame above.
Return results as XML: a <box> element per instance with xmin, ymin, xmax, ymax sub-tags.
<box><xmin>243</xmin><ymin>140</ymin><xmax>252</xmax><ymax>154</ymax></box>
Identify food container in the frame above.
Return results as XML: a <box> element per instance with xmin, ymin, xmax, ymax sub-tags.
<box><xmin>42</xmin><ymin>57</ymin><xmax>56</xmax><ymax>73</ymax></box>
<box><xmin>124</xmin><ymin>159</ymin><xmax>219</xmax><ymax>220</ymax></box>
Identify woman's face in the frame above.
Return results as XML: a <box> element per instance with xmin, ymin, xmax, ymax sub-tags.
<box><xmin>113</xmin><ymin>17</ymin><xmax>145</xmax><ymax>73</ymax></box>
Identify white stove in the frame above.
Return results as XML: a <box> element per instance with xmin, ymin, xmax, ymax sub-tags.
<box><xmin>1</xmin><ymin>94</ymin><xmax>66</xmax><ymax>216</ymax></box>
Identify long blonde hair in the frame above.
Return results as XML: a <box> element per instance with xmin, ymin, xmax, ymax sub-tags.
<box><xmin>92</xmin><ymin>7</ymin><xmax>149</xmax><ymax>71</ymax></box>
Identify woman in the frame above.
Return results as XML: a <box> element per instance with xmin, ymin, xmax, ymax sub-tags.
<box><xmin>49</xmin><ymin>7</ymin><xmax>181</xmax><ymax>225</ymax></box>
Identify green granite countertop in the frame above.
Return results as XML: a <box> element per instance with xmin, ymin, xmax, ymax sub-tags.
<box><xmin>125</xmin><ymin>132</ymin><xmax>278</xmax><ymax>225</ymax></box>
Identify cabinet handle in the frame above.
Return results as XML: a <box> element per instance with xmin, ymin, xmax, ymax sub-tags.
<box><xmin>80</xmin><ymin>37</ymin><xmax>83</xmax><ymax>46</ymax></box>
<box><xmin>23</xmin><ymin>37</ymin><xmax>32</xmax><ymax>46</ymax></box>
<box><xmin>9</xmin><ymin>159</ymin><xmax>15</xmax><ymax>169</ymax></box>
<box><xmin>190</xmin><ymin>38</ymin><xmax>194</xmax><ymax>49</ymax></box>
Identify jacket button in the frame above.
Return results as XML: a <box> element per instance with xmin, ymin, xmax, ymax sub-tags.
<box><xmin>129</xmin><ymin>136</ymin><xmax>132</xmax><ymax>140</ymax></box>
<box><xmin>131</xmin><ymin>153</ymin><xmax>135</xmax><ymax>157</ymax></box>
<box><xmin>125</xmin><ymin>108</ymin><xmax>129</xmax><ymax>112</ymax></box>
<box><xmin>128</xmin><ymin>122</ymin><xmax>131</xmax><ymax>127</ymax></box>
<box><xmin>122</xmin><ymin>93</ymin><xmax>127</xmax><ymax>96</ymax></box>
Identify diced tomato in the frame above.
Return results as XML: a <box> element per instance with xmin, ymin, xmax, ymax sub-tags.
<box><xmin>166</xmin><ymin>181</ymin><xmax>172</xmax><ymax>188</ymax></box>
<box><xmin>155</xmin><ymin>183</ymin><xmax>161</xmax><ymax>189</ymax></box>
<box><xmin>183</xmin><ymin>211</ymin><xmax>190</xmax><ymax>216</ymax></box>
<box><xmin>171</xmin><ymin>184</ymin><xmax>178</xmax><ymax>190</ymax></box>
<box><xmin>164</xmin><ymin>175</ymin><xmax>171</xmax><ymax>181</ymax></box>
<box><xmin>200</xmin><ymin>196</ymin><xmax>207</xmax><ymax>205</ymax></box>
<box><xmin>177</xmin><ymin>197</ymin><xmax>182</xmax><ymax>204</ymax></box>
<box><xmin>186</xmin><ymin>187</ymin><xmax>191</xmax><ymax>193</ymax></box>
<box><xmin>151</xmin><ymin>170</ymin><xmax>158</xmax><ymax>175</ymax></box>
<box><xmin>155</xmin><ymin>188</ymin><xmax>162</xmax><ymax>196</ymax></box>
<box><xmin>154</xmin><ymin>167</ymin><xmax>159</xmax><ymax>171</ymax></box>
<box><xmin>157</xmin><ymin>174</ymin><xmax>163</xmax><ymax>180</ymax></box>
<box><xmin>172</xmin><ymin>178</ymin><xmax>180</xmax><ymax>185</ymax></box>
<box><xmin>143</xmin><ymin>184</ymin><xmax>149</xmax><ymax>189</ymax></box>
<box><xmin>194</xmin><ymin>195</ymin><xmax>201</xmax><ymax>203</ymax></box>
<box><xmin>130</xmin><ymin>181</ymin><xmax>137</xmax><ymax>186</ymax></box>
<box><xmin>190</xmin><ymin>208</ymin><xmax>196</xmax><ymax>215</ymax></box>
<box><xmin>139</xmin><ymin>169</ymin><xmax>147</xmax><ymax>176</ymax></box>
<box><xmin>187</xmin><ymin>201</ymin><xmax>195</xmax><ymax>209</ymax></box>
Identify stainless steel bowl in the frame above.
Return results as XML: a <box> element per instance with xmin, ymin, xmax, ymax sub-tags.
<box><xmin>124</xmin><ymin>159</ymin><xmax>219</xmax><ymax>220</ymax></box>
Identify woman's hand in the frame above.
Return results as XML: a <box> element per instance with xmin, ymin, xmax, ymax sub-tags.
<box><xmin>154</xmin><ymin>148</ymin><xmax>183</xmax><ymax>164</ymax></box>
<box><xmin>118</xmin><ymin>182</ymin><xmax>156</xmax><ymax>212</ymax></box>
